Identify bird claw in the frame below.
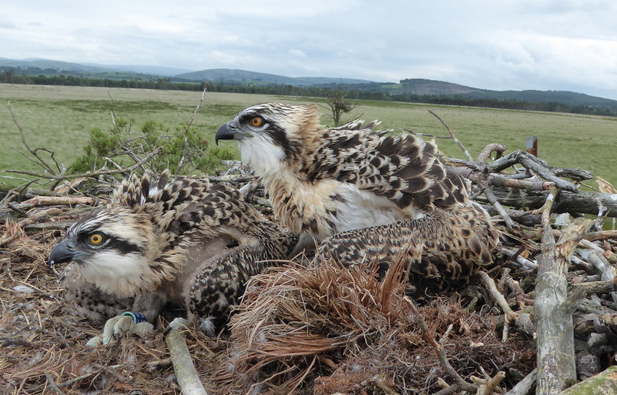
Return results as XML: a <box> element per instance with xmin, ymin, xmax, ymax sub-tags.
<box><xmin>86</xmin><ymin>314</ymin><xmax>154</xmax><ymax>346</ymax></box>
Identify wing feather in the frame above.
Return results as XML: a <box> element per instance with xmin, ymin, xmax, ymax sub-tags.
<box><xmin>305</xmin><ymin>125</ymin><xmax>468</xmax><ymax>212</ymax></box>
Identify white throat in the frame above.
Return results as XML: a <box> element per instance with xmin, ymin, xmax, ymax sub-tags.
<box><xmin>80</xmin><ymin>251</ymin><xmax>152</xmax><ymax>298</ymax></box>
<box><xmin>238</xmin><ymin>136</ymin><xmax>286</xmax><ymax>177</ymax></box>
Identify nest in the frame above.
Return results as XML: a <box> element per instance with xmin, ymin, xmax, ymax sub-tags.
<box><xmin>2</xmin><ymin>153</ymin><xmax>617</xmax><ymax>394</ymax></box>
<box><xmin>216</xmin><ymin>257</ymin><xmax>534</xmax><ymax>394</ymax></box>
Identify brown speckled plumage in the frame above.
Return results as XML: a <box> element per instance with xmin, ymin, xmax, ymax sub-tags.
<box><xmin>216</xmin><ymin>103</ymin><xmax>468</xmax><ymax>240</ymax></box>
<box><xmin>50</xmin><ymin>170</ymin><xmax>294</xmax><ymax>328</ymax></box>
<box><xmin>317</xmin><ymin>204</ymin><xmax>500</xmax><ymax>286</ymax></box>
<box><xmin>216</xmin><ymin>103</ymin><xmax>500</xmax><ymax>282</ymax></box>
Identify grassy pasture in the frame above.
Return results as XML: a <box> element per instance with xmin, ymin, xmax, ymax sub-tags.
<box><xmin>1</xmin><ymin>83</ymin><xmax>616</xmax><ymax>189</ymax></box>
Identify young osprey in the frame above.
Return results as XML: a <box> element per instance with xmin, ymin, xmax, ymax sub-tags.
<box><xmin>216</xmin><ymin>103</ymin><xmax>500</xmax><ymax>280</ymax></box>
<box><xmin>49</xmin><ymin>171</ymin><xmax>294</xmax><ymax>334</ymax></box>
<box><xmin>216</xmin><ymin>103</ymin><xmax>470</xmax><ymax>240</ymax></box>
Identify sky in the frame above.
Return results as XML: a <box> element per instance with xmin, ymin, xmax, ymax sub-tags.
<box><xmin>2</xmin><ymin>1</ymin><xmax>617</xmax><ymax>100</ymax></box>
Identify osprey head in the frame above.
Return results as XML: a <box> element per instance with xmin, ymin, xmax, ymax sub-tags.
<box><xmin>49</xmin><ymin>208</ymin><xmax>167</xmax><ymax>298</ymax></box>
<box><xmin>215</xmin><ymin>103</ymin><xmax>322</xmax><ymax>175</ymax></box>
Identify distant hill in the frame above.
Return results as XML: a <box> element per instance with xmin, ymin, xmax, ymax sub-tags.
<box><xmin>1</xmin><ymin>58</ymin><xmax>616</xmax><ymax>114</ymax></box>
<box><xmin>0</xmin><ymin>58</ymin><xmax>112</xmax><ymax>73</ymax></box>
<box><xmin>85</xmin><ymin>64</ymin><xmax>192</xmax><ymax>77</ymax></box>
<box><xmin>398</xmin><ymin>78</ymin><xmax>479</xmax><ymax>95</ymax></box>
<box><xmin>395</xmin><ymin>79</ymin><xmax>617</xmax><ymax>110</ymax></box>
<box><xmin>175</xmin><ymin>68</ymin><xmax>375</xmax><ymax>86</ymax></box>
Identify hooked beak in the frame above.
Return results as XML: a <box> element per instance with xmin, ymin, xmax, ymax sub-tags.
<box><xmin>49</xmin><ymin>240</ymin><xmax>76</xmax><ymax>268</ymax></box>
<box><xmin>215</xmin><ymin>122</ymin><xmax>244</xmax><ymax>146</ymax></box>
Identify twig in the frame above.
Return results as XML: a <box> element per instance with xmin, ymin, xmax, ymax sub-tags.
<box><xmin>208</xmin><ymin>175</ymin><xmax>255</xmax><ymax>183</ymax></box>
<box><xmin>428</xmin><ymin>109</ymin><xmax>473</xmax><ymax>161</ymax></box>
<box><xmin>52</xmin><ymin>365</ymin><xmax>126</xmax><ymax>389</ymax></box>
<box><xmin>17</xmin><ymin>196</ymin><xmax>95</xmax><ymax>208</ymax></box>
<box><xmin>584</xmin><ymin>230</ymin><xmax>617</xmax><ymax>242</ymax></box>
<box><xmin>518</xmin><ymin>154</ymin><xmax>578</xmax><ymax>192</ymax></box>
<box><xmin>479</xmin><ymin>271</ymin><xmax>518</xmax><ymax>324</ymax></box>
<box><xmin>5</xmin><ymin>147</ymin><xmax>162</xmax><ymax>182</ymax></box>
<box><xmin>178</xmin><ymin>85</ymin><xmax>207</xmax><ymax>172</ymax></box>
<box><xmin>45</xmin><ymin>371</ymin><xmax>67</xmax><ymax>395</ymax></box>
<box><xmin>472</xmin><ymin>370</ymin><xmax>506</xmax><ymax>395</ymax></box>
<box><xmin>8</xmin><ymin>103</ymin><xmax>59</xmax><ymax>175</ymax></box>
<box><xmin>482</xmin><ymin>186</ymin><xmax>515</xmax><ymax>229</ymax></box>
<box><xmin>579</xmin><ymin>238</ymin><xmax>617</xmax><ymax>263</ymax></box>
<box><xmin>402</xmin><ymin>129</ymin><xmax>454</xmax><ymax>139</ymax></box>
<box><xmin>488</xmin><ymin>174</ymin><xmax>553</xmax><ymax>191</ymax></box>
<box><xmin>500</xmin><ymin>247</ymin><xmax>537</xmax><ymax>270</ymax></box>
<box><xmin>505</xmin><ymin>368</ymin><xmax>537</xmax><ymax>395</ymax></box>
<box><xmin>449</xmin><ymin>164</ymin><xmax>516</xmax><ymax>228</ymax></box>
<box><xmin>477</xmin><ymin>143</ymin><xmax>506</xmax><ymax>163</ymax></box>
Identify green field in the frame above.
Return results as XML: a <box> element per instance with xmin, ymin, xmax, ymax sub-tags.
<box><xmin>1</xmin><ymin>83</ymin><xmax>616</xmax><ymax>190</ymax></box>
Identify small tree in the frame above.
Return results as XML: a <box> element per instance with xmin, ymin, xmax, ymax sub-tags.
<box><xmin>323</xmin><ymin>87</ymin><xmax>356</xmax><ymax>126</ymax></box>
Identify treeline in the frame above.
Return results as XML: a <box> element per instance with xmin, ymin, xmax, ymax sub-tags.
<box><xmin>389</xmin><ymin>93</ymin><xmax>617</xmax><ymax>116</ymax></box>
<box><xmin>0</xmin><ymin>68</ymin><xmax>201</xmax><ymax>91</ymax></box>
<box><xmin>1</xmin><ymin>68</ymin><xmax>614</xmax><ymax>116</ymax></box>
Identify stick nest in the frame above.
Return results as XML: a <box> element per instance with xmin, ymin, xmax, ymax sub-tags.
<box><xmin>3</xmin><ymin>153</ymin><xmax>617</xmax><ymax>394</ymax></box>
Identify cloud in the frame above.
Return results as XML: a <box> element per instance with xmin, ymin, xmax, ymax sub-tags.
<box><xmin>0</xmin><ymin>17</ymin><xmax>16</xmax><ymax>29</ymax></box>
<box><xmin>1</xmin><ymin>1</ymin><xmax>616</xmax><ymax>99</ymax></box>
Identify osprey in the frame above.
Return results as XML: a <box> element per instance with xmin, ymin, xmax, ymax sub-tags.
<box><xmin>217</xmin><ymin>103</ymin><xmax>470</xmax><ymax>238</ymax></box>
<box><xmin>216</xmin><ymin>103</ymin><xmax>500</xmax><ymax>281</ymax></box>
<box><xmin>49</xmin><ymin>171</ymin><xmax>294</xmax><ymax>337</ymax></box>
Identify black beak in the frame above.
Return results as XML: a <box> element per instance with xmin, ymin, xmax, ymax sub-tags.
<box><xmin>49</xmin><ymin>240</ymin><xmax>76</xmax><ymax>268</ymax></box>
<box><xmin>215</xmin><ymin>122</ymin><xmax>237</xmax><ymax>146</ymax></box>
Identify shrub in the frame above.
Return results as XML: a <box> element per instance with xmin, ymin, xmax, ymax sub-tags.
<box><xmin>70</xmin><ymin>118</ymin><xmax>234</xmax><ymax>176</ymax></box>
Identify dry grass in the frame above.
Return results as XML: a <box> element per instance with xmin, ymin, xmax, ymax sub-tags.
<box><xmin>213</xmin><ymin>256</ymin><xmax>534</xmax><ymax>394</ymax></box>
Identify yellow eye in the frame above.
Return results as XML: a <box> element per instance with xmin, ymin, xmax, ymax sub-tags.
<box><xmin>89</xmin><ymin>233</ymin><xmax>104</xmax><ymax>245</ymax></box>
<box><xmin>250</xmin><ymin>116</ymin><xmax>263</xmax><ymax>127</ymax></box>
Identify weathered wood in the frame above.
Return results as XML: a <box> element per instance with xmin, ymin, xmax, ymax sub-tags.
<box><xmin>488</xmin><ymin>187</ymin><xmax>617</xmax><ymax>218</ymax></box>
<box><xmin>560</xmin><ymin>366</ymin><xmax>617</xmax><ymax>395</ymax></box>
<box><xmin>535</xmin><ymin>215</ymin><xmax>593</xmax><ymax>394</ymax></box>
<box><xmin>506</xmin><ymin>368</ymin><xmax>537</xmax><ymax>395</ymax></box>
<box><xmin>166</xmin><ymin>321</ymin><xmax>208</xmax><ymax>395</ymax></box>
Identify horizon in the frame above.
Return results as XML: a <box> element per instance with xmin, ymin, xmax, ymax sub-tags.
<box><xmin>3</xmin><ymin>57</ymin><xmax>617</xmax><ymax>103</ymax></box>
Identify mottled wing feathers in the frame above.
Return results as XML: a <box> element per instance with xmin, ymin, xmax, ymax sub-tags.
<box><xmin>305</xmin><ymin>124</ymin><xmax>468</xmax><ymax>212</ymax></box>
<box><xmin>187</xmin><ymin>238</ymin><xmax>291</xmax><ymax>326</ymax></box>
<box><xmin>111</xmin><ymin>171</ymin><xmax>269</xmax><ymax>238</ymax></box>
<box><xmin>317</xmin><ymin>203</ymin><xmax>500</xmax><ymax>284</ymax></box>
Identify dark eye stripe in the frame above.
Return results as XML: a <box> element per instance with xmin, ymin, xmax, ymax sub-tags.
<box><xmin>106</xmin><ymin>238</ymin><xmax>142</xmax><ymax>255</ymax></box>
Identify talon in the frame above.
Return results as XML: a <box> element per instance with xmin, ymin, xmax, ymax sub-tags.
<box><xmin>86</xmin><ymin>335</ymin><xmax>103</xmax><ymax>347</ymax></box>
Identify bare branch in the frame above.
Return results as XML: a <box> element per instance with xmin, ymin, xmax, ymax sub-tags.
<box><xmin>7</xmin><ymin>103</ymin><xmax>58</xmax><ymax>174</ymax></box>
<box><xmin>404</xmin><ymin>296</ymin><xmax>478</xmax><ymax>393</ymax></box>
<box><xmin>477</xmin><ymin>143</ymin><xmax>507</xmax><ymax>163</ymax></box>
<box><xmin>428</xmin><ymin>109</ymin><xmax>473</xmax><ymax>161</ymax></box>
<box><xmin>178</xmin><ymin>85</ymin><xmax>207</xmax><ymax>172</ymax></box>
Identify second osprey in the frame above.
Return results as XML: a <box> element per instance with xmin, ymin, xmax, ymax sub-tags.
<box><xmin>216</xmin><ymin>102</ymin><xmax>469</xmax><ymax>242</ymax></box>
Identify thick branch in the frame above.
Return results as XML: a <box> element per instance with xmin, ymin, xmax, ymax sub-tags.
<box><xmin>166</xmin><ymin>322</ymin><xmax>208</xmax><ymax>395</ymax></box>
<box><xmin>488</xmin><ymin>187</ymin><xmax>617</xmax><ymax>218</ymax></box>
<box><xmin>535</xmin><ymin>209</ymin><xmax>592</xmax><ymax>395</ymax></box>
